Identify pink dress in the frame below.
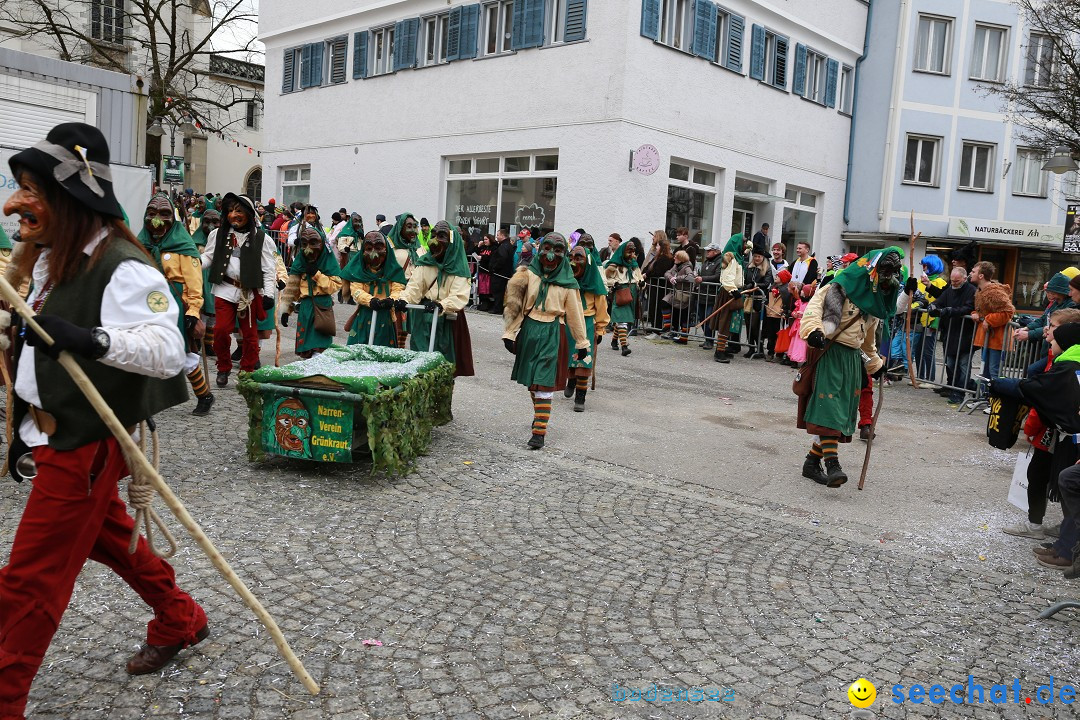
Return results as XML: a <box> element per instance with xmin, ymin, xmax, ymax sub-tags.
<box><xmin>786</xmin><ymin>298</ymin><xmax>808</xmax><ymax>363</ymax></box>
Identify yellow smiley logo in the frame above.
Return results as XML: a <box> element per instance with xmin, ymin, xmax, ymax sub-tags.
<box><xmin>848</xmin><ymin>678</ymin><xmax>876</xmax><ymax>708</ymax></box>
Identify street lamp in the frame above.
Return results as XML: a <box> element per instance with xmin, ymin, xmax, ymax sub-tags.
<box><xmin>1042</xmin><ymin>146</ymin><xmax>1080</xmax><ymax>175</ymax></box>
<box><xmin>148</xmin><ymin>114</ymin><xmax>197</xmax><ymax>192</ymax></box>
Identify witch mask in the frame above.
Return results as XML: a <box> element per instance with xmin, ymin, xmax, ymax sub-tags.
<box><xmin>144</xmin><ymin>195</ymin><xmax>174</xmax><ymax>240</ymax></box>
<box><xmin>362</xmin><ymin>231</ymin><xmax>388</xmax><ymax>271</ymax></box>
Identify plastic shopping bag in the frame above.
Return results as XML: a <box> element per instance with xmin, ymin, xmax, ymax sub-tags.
<box><xmin>1008</xmin><ymin>450</ymin><xmax>1031</xmax><ymax>513</ymax></box>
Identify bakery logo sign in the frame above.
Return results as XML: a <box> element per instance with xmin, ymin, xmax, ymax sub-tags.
<box><xmin>948</xmin><ymin>217</ymin><xmax>1062</xmax><ymax>245</ymax></box>
<box><xmin>515</xmin><ymin>203</ymin><xmax>547</xmax><ymax>228</ymax></box>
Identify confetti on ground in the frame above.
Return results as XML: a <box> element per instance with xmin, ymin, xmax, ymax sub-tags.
<box><xmin>362</xmin><ymin>639</ymin><xmax>383</xmax><ymax>647</ymax></box>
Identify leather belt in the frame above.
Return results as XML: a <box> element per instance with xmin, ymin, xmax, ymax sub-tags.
<box><xmin>222</xmin><ymin>276</ymin><xmax>244</xmax><ymax>289</ymax></box>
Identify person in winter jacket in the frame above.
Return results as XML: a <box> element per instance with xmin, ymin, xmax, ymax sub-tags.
<box><xmin>928</xmin><ymin>267</ymin><xmax>977</xmax><ymax>403</ymax></box>
<box><xmin>742</xmin><ymin>249</ymin><xmax>775</xmax><ymax>357</ymax></box>
<box><xmin>1014</xmin><ymin>271</ymin><xmax>1077</xmax><ymax>369</ymax></box>
<box><xmin>968</xmin><ymin>261</ymin><xmax>1014</xmax><ymax>384</ymax></box>
<box><xmin>695</xmin><ymin>242</ymin><xmax>724</xmax><ymax>350</ymax></box>
<box><xmin>663</xmin><ymin>250</ymin><xmax>696</xmax><ymax>344</ymax></box>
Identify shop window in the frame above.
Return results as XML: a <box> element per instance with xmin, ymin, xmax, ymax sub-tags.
<box><xmin>1013</xmin><ymin>249</ymin><xmax>1078</xmax><ymax>310</ymax></box>
<box><xmin>1024</xmin><ymin>33</ymin><xmax>1055</xmax><ymax>88</ymax></box>
<box><xmin>535</xmin><ymin>155</ymin><xmax>559</xmax><ymax>171</ymax></box>
<box><xmin>476</xmin><ymin>157</ymin><xmax>500</xmax><ymax>173</ymax></box>
<box><xmin>1013</xmin><ymin>148</ymin><xmax>1048</xmax><ymax>197</ymax></box>
<box><xmin>731</xmin><ymin>199</ymin><xmax>754</xmax><ymax>239</ymax></box>
<box><xmin>958</xmin><ymin>142</ymin><xmax>994</xmax><ymax>192</ymax></box>
<box><xmin>282</xmin><ymin>166</ymin><xmax>311</xmax><ymax>207</ymax></box>
<box><xmin>667</xmin><ymin>159</ymin><xmax>719</xmax><ymax>246</ymax></box>
<box><xmin>914</xmin><ymin>14</ymin><xmax>952</xmax><ymax>75</ymax></box>
<box><xmin>903</xmin><ymin>134</ymin><xmax>941</xmax><ymax>186</ymax></box>
<box><xmin>970</xmin><ymin>24</ymin><xmax>1007</xmax><ymax>82</ymax></box>
<box><xmin>669</xmin><ymin>163</ymin><xmax>690</xmax><ymax>181</ymax></box>
<box><xmin>504</xmin><ymin>156</ymin><xmax>530</xmax><ymax>172</ymax></box>
<box><xmin>449</xmin><ymin>159</ymin><xmax>472</xmax><ymax>174</ymax></box>
<box><xmin>421</xmin><ymin>13</ymin><xmax>451</xmax><ymax>66</ymax></box>
<box><xmin>781</xmin><ymin>205</ymin><xmax>816</xmax><ymax>250</ymax></box>
<box><xmin>444</xmin><ymin>151</ymin><xmax>559</xmax><ymax>237</ymax></box>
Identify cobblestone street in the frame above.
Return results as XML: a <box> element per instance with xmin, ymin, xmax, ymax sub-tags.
<box><xmin>5</xmin><ymin>310</ymin><xmax>1080</xmax><ymax>720</ymax></box>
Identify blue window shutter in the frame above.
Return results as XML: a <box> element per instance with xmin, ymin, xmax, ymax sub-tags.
<box><xmin>393</xmin><ymin>19</ymin><xmax>418</xmax><ymax>70</ymax></box>
<box><xmin>282</xmin><ymin>48</ymin><xmax>295</xmax><ymax>93</ymax></box>
<box><xmin>513</xmin><ymin>0</ymin><xmax>544</xmax><ymax>50</ymax></box>
<box><xmin>825</xmin><ymin>58</ymin><xmax>839</xmax><ymax>107</ymax></box>
<box><xmin>793</xmin><ymin>43</ymin><xmax>807</xmax><ymax>96</ymax></box>
<box><xmin>353</xmin><ymin>31</ymin><xmax>368</xmax><ymax>78</ymax></box>
<box><xmin>773</xmin><ymin>35</ymin><xmax>788</xmax><ymax>88</ymax></box>
<box><xmin>725</xmin><ymin>14</ymin><xmax>744</xmax><ymax>72</ymax></box>
<box><xmin>749</xmin><ymin>24</ymin><xmax>765</xmax><ymax>80</ymax></box>
<box><xmin>309</xmin><ymin>42</ymin><xmax>324</xmax><ymax>86</ymax></box>
<box><xmin>459</xmin><ymin>4</ymin><xmax>480</xmax><ymax>59</ymax></box>
<box><xmin>641</xmin><ymin>0</ymin><xmax>660</xmax><ymax>41</ymax></box>
<box><xmin>446</xmin><ymin>6</ymin><xmax>463</xmax><ymax>60</ymax></box>
<box><xmin>405</xmin><ymin>18</ymin><xmax>419</xmax><ymax>68</ymax></box>
<box><xmin>393</xmin><ymin>20</ymin><xmax>406</xmax><ymax>70</ymax></box>
<box><xmin>563</xmin><ymin>0</ymin><xmax>587</xmax><ymax>42</ymax></box>
<box><xmin>299</xmin><ymin>43</ymin><xmax>312</xmax><ymax>87</ymax></box>
<box><xmin>692</xmin><ymin>0</ymin><xmax>717</xmax><ymax>60</ymax></box>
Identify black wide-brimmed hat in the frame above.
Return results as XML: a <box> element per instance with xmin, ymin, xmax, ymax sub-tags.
<box><xmin>8</xmin><ymin>122</ymin><xmax>123</xmax><ymax>219</ymax></box>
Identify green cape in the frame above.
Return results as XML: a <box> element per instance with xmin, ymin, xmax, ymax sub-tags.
<box><xmin>603</xmin><ymin>240</ymin><xmax>639</xmax><ymax>270</ymax></box>
<box><xmin>387</xmin><ymin>212</ymin><xmax>422</xmax><ymax>267</ymax></box>
<box><xmin>289</xmin><ymin>233</ymin><xmax>342</xmax><ymax>277</ymax></box>
<box><xmin>335</xmin><ymin>213</ymin><xmax>365</xmax><ymax>251</ymax></box>
<box><xmin>415</xmin><ymin>221</ymin><xmax>471</xmax><ymax>286</ymax></box>
<box><xmin>0</xmin><ymin>223</ymin><xmax>11</xmax><ymax>251</ymax></box>
<box><xmin>136</xmin><ymin>195</ymin><xmax>201</xmax><ymax>264</ymax></box>
<box><xmin>340</xmin><ymin>238</ymin><xmax>408</xmax><ymax>292</ymax></box>
<box><xmin>191</xmin><ymin>211</ymin><xmax>220</xmax><ymax>248</ymax></box>
<box><xmin>573</xmin><ymin>247</ymin><xmax>607</xmax><ymax>297</ymax></box>
<box><xmin>831</xmin><ymin>245</ymin><xmax>909</xmax><ymax>320</ymax></box>
<box><xmin>723</xmin><ymin>233</ymin><xmax>749</xmax><ymax>268</ymax></box>
<box><xmin>528</xmin><ymin>236</ymin><xmax>579</xmax><ymax>310</ymax></box>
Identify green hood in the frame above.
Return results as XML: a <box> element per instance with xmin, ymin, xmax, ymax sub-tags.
<box><xmin>529</xmin><ymin>234</ymin><xmax>579</xmax><ymax>310</ymax></box>
<box><xmin>191</xmin><ymin>210</ymin><xmax>221</xmax><ymax>248</ymax></box>
<box><xmin>604</xmin><ymin>240</ymin><xmax>639</xmax><ymax>270</ymax></box>
<box><xmin>340</xmin><ymin>236</ymin><xmax>407</xmax><ymax>290</ymax></box>
<box><xmin>136</xmin><ymin>194</ymin><xmax>200</xmax><ymax>265</ymax></box>
<box><xmin>289</xmin><ymin>226</ymin><xmax>342</xmax><ymax>277</ymax></box>
<box><xmin>0</xmin><ymin>223</ymin><xmax>10</xmax><ymax>251</ymax></box>
<box><xmin>831</xmin><ymin>245</ymin><xmax>909</xmax><ymax>320</ymax></box>
<box><xmin>723</xmin><ymin>233</ymin><xmax>749</xmax><ymax>268</ymax></box>
<box><xmin>336</xmin><ymin>213</ymin><xmax>365</xmax><ymax>250</ymax></box>
<box><xmin>387</xmin><ymin>212</ymin><xmax>422</xmax><ymax>266</ymax></box>
<box><xmin>574</xmin><ymin>248</ymin><xmax>607</xmax><ymax>297</ymax></box>
<box><xmin>415</xmin><ymin>221</ymin><xmax>471</xmax><ymax>285</ymax></box>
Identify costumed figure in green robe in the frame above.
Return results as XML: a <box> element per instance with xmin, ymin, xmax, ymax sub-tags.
<box><xmin>340</xmin><ymin>231</ymin><xmax>407</xmax><ymax>347</ymax></box>
<box><xmin>386</xmin><ymin>212</ymin><xmax>424</xmax><ymax>347</ymax></box>
<box><xmin>191</xmin><ymin>208</ymin><xmax>221</xmax><ymax>356</ymax></box>
<box><xmin>395</xmin><ymin>220</ymin><xmax>474</xmax><ymax>376</ymax></box>
<box><xmin>797</xmin><ymin>246</ymin><xmax>907</xmax><ymax>487</ymax></box>
<box><xmin>280</xmin><ymin>223</ymin><xmax>342</xmax><ymax>358</ymax></box>
<box><xmin>561</xmin><ymin>235</ymin><xmax>609</xmax><ymax>412</ymax></box>
<box><xmin>137</xmin><ymin>193</ymin><xmax>215</xmax><ymax>415</ymax></box>
<box><xmin>603</xmin><ymin>240</ymin><xmax>644</xmax><ymax>356</ymax></box>
<box><xmin>721</xmin><ymin>232</ymin><xmax>753</xmax><ymax>354</ymax></box>
<box><xmin>502</xmin><ymin>232</ymin><xmax>590</xmax><ymax>449</ymax></box>
<box><xmin>335</xmin><ymin>212</ymin><xmax>364</xmax><ymax>304</ymax></box>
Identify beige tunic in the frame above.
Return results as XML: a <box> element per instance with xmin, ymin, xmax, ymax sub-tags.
<box><xmin>799</xmin><ymin>284</ymin><xmax>883</xmax><ymax>374</ymax></box>
<box><xmin>503</xmin><ymin>270</ymin><xmax>589</xmax><ymax>350</ymax></box>
<box><xmin>398</xmin><ymin>266</ymin><xmax>471</xmax><ymax>312</ymax></box>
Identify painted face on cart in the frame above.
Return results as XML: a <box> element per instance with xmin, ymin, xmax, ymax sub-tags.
<box><xmin>570</xmin><ymin>247</ymin><xmax>588</xmax><ymax>278</ymax></box>
<box><xmin>539</xmin><ymin>234</ymin><xmax>566</xmax><ymax>272</ymax></box>
<box><xmin>144</xmin><ymin>195</ymin><xmax>174</xmax><ymax>241</ymax></box>
<box><xmin>363</xmin><ymin>232</ymin><xmax>387</xmax><ymax>271</ymax></box>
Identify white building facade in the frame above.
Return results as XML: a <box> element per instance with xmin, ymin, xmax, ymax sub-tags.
<box><xmin>846</xmin><ymin>0</ymin><xmax>1078</xmax><ymax>313</ymax></box>
<box><xmin>261</xmin><ymin>0</ymin><xmax>867</xmax><ymax>257</ymax></box>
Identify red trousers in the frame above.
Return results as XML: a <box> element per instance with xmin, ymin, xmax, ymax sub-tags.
<box><xmin>0</xmin><ymin>438</ymin><xmax>205</xmax><ymax>719</ymax></box>
<box><xmin>859</xmin><ymin>380</ymin><xmax>874</xmax><ymax>427</ymax></box>
<box><xmin>214</xmin><ymin>296</ymin><xmax>260</xmax><ymax>373</ymax></box>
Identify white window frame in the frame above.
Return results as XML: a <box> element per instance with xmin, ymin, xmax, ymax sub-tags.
<box><xmin>958</xmin><ymin>142</ymin><xmax>995</xmax><ymax>192</ymax></box>
<box><xmin>482</xmin><ymin>0</ymin><xmax>514</xmax><ymax>56</ymax></box>
<box><xmin>802</xmin><ymin>47</ymin><xmax>828</xmax><ymax>104</ymax></box>
<box><xmin>1013</xmin><ymin>147</ymin><xmax>1048</xmax><ymax>197</ymax></box>
<box><xmin>969</xmin><ymin>23</ymin><xmax>1008</xmax><ymax>82</ymax></box>
<box><xmin>763</xmin><ymin>28</ymin><xmax>788</xmax><ymax>89</ymax></box>
<box><xmin>838</xmin><ymin>64</ymin><xmax>854</xmax><ymax>115</ymax></box>
<box><xmin>420</xmin><ymin>13</ymin><xmax>451</xmax><ymax>66</ymax></box>
<box><xmin>245</xmin><ymin>101</ymin><xmax>258</xmax><ymax>130</ymax></box>
<box><xmin>659</xmin><ymin>0</ymin><xmax>693</xmax><ymax>51</ymax></box>
<box><xmin>443</xmin><ymin>150</ymin><xmax>560</xmax><ymax>233</ymax></box>
<box><xmin>281</xmin><ymin>165</ymin><xmax>311</xmax><ymax>207</ymax></box>
<box><xmin>547</xmin><ymin>0</ymin><xmax>565</xmax><ymax>44</ymax></box>
<box><xmin>903</xmin><ymin>134</ymin><xmax>942</xmax><ymax>187</ymax></box>
<box><xmin>712</xmin><ymin>7</ymin><xmax>730</xmax><ymax>64</ymax></box>
<box><xmin>284</xmin><ymin>47</ymin><xmax>302</xmax><ymax>93</ymax></box>
<box><xmin>371</xmin><ymin>25</ymin><xmax>395</xmax><ymax>76</ymax></box>
<box><xmin>913</xmin><ymin>14</ymin><xmax>953</xmax><ymax>75</ymax></box>
<box><xmin>1025</xmin><ymin>32</ymin><xmax>1056</xmax><ymax>88</ymax></box>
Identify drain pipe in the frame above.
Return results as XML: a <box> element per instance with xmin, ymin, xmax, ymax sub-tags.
<box><xmin>843</xmin><ymin>0</ymin><xmax>876</xmax><ymax>226</ymax></box>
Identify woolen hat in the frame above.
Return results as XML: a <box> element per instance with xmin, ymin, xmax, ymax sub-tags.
<box><xmin>8</xmin><ymin>122</ymin><xmax>124</xmax><ymax>218</ymax></box>
<box><xmin>1046</xmin><ymin>272</ymin><xmax>1071</xmax><ymax>295</ymax></box>
<box><xmin>1054</xmin><ymin>322</ymin><xmax>1080</xmax><ymax>352</ymax></box>
<box><xmin>777</xmin><ymin>269</ymin><xmax>792</xmax><ymax>284</ymax></box>
<box><xmin>1070</xmin><ymin>275</ymin><xmax>1080</xmax><ymax>292</ymax></box>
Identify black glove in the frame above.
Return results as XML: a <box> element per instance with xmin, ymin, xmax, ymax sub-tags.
<box><xmin>926</xmin><ymin>305</ymin><xmax>941</xmax><ymax>318</ymax></box>
<box><xmin>806</xmin><ymin>329</ymin><xmax>826</xmax><ymax>348</ymax></box>
<box><xmin>423</xmin><ymin>300</ymin><xmax>440</xmax><ymax>313</ymax></box>
<box><xmin>369</xmin><ymin>298</ymin><xmax>386</xmax><ymax>311</ymax></box>
<box><xmin>871</xmin><ymin>365</ymin><xmax>886</xmax><ymax>380</ymax></box>
<box><xmin>576</xmin><ymin>347</ymin><xmax>588</xmax><ymax>361</ymax></box>
<box><xmin>183</xmin><ymin>314</ymin><xmax>198</xmax><ymax>338</ymax></box>
<box><xmin>280</xmin><ymin>313</ymin><xmax>290</xmax><ymax>327</ymax></box>
<box><xmin>24</xmin><ymin>315</ymin><xmax>95</xmax><ymax>360</ymax></box>
<box><xmin>904</xmin><ymin>277</ymin><xmax>918</xmax><ymax>295</ymax></box>
<box><xmin>394</xmin><ymin>299</ymin><xmax>409</xmax><ymax>313</ymax></box>
<box><xmin>277</xmin><ymin>279</ymin><xmax>286</xmax><ymax>291</ymax></box>
<box><xmin>503</xmin><ymin>338</ymin><xmax>516</xmax><ymax>355</ymax></box>
<box><xmin>262</xmin><ymin>294</ymin><xmax>275</xmax><ymax>311</ymax></box>
<box><xmin>730</xmin><ymin>288</ymin><xmax>742</xmax><ymax>298</ymax></box>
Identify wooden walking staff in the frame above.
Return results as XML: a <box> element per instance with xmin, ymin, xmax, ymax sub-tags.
<box><xmin>693</xmin><ymin>294</ymin><xmax>742</xmax><ymax>329</ymax></box>
<box><xmin>904</xmin><ymin>211</ymin><xmax>922</xmax><ymax>389</ymax></box>
<box><xmin>858</xmin><ymin>373</ymin><xmax>885</xmax><ymax>491</ymax></box>
<box><xmin>0</xmin><ymin>276</ymin><xmax>320</xmax><ymax>696</ymax></box>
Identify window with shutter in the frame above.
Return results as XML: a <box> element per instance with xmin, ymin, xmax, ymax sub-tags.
<box><xmin>353</xmin><ymin>31</ymin><xmax>369</xmax><ymax>79</ymax></box>
<box><xmin>459</xmin><ymin>4</ymin><xmax>481</xmax><ymax>59</ymax></box>
<box><xmin>824</xmin><ymin>58</ymin><xmax>839</xmax><ymax>108</ymax></box>
<box><xmin>308</xmin><ymin>42</ymin><xmax>324</xmax><ymax>86</ymax></box>
<box><xmin>370</xmin><ymin>26</ymin><xmax>395</xmax><ymax>75</ymax></box>
<box><xmin>692</xmin><ymin>0</ymin><xmax>717</xmax><ymax>61</ymax></box>
<box><xmin>749</xmin><ymin>24</ymin><xmax>765</xmax><ymax>80</ymax></box>
<box><xmin>562</xmin><ymin>0</ymin><xmax>587</xmax><ymax>43</ymax></box>
<box><xmin>724</xmin><ymin>12</ymin><xmax>744</xmax><ymax>72</ymax></box>
<box><xmin>771</xmin><ymin>35</ymin><xmax>788</xmax><ymax>89</ymax></box>
<box><xmin>793</xmin><ymin>43</ymin><xmax>807</xmax><ymax>95</ymax></box>
<box><xmin>282</xmin><ymin>48</ymin><xmax>296</xmax><ymax>93</ymax></box>
<box><xmin>446</xmin><ymin>6</ymin><xmax>464</xmax><ymax>60</ymax></box>
<box><xmin>489</xmin><ymin>0</ymin><xmax>517</xmax><ymax>55</ymax></box>
<box><xmin>393</xmin><ymin>19</ymin><xmax>419</xmax><ymax>70</ymax></box>
<box><xmin>328</xmin><ymin>36</ymin><xmax>347</xmax><ymax>84</ymax></box>
<box><xmin>641</xmin><ymin>0</ymin><xmax>660</xmax><ymax>40</ymax></box>
<box><xmin>299</xmin><ymin>44</ymin><xmax>313</xmax><ymax>88</ymax></box>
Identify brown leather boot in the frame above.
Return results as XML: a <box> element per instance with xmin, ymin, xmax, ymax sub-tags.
<box><xmin>126</xmin><ymin>624</ymin><xmax>210</xmax><ymax>675</ymax></box>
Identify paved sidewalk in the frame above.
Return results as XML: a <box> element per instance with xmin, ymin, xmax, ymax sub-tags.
<box><xmin>3</xmin><ymin>310</ymin><xmax>1078</xmax><ymax>719</ymax></box>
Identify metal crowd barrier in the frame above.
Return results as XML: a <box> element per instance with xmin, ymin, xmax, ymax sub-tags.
<box><xmin>639</xmin><ymin>276</ymin><xmax>770</xmax><ymax>350</ymax></box>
